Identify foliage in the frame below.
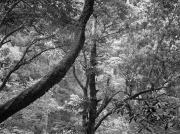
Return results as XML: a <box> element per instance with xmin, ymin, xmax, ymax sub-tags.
<box><xmin>1</xmin><ymin>0</ymin><xmax>180</xmax><ymax>134</ymax></box>
<box><xmin>110</xmin><ymin>0</ymin><xmax>180</xmax><ymax>133</ymax></box>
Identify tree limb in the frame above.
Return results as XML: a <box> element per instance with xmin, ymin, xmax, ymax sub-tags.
<box><xmin>0</xmin><ymin>34</ymin><xmax>55</xmax><ymax>90</ymax></box>
<box><xmin>0</xmin><ymin>44</ymin><xmax>62</xmax><ymax>91</ymax></box>
<box><xmin>0</xmin><ymin>40</ymin><xmax>37</xmax><ymax>91</ymax></box>
<box><xmin>24</xmin><ymin>46</ymin><xmax>62</xmax><ymax>64</ymax></box>
<box><xmin>94</xmin><ymin>110</ymin><xmax>113</xmax><ymax>132</ymax></box>
<box><xmin>0</xmin><ymin>26</ymin><xmax>24</xmax><ymax>48</ymax></box>
<box><xmin>96</xmin><ymin>90</ymin><xmax>123</xmax><ymax>117</ymax></box>
<box><xmin>73</xmin><ymin>65</ymin><xmax>86</xmax><ymax>90</ymax></box>
<box><xmin>94</xmin><ymin>84</ymin><xmax>170</xmax><ymax>131</ymax></box>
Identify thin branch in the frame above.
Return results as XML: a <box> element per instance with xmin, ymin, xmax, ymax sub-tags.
<box><xmin>110</xmin><ymin>90</ymin><xmax>125</xmax><ymax>101</ymax></box>
<box><xmin>18</xmin><ymin>40</ymin><xmax>37</xmax><ymax>64</ymax></box>
<box><xmin>96</xmin><ymin>95</ymin><xmax>109</xmax><ymax>117</ymax></box>
<box><xmin>1</xmin><ymin>40</ymin><xmax>11</xmax><ymax>45</ymax></box>
<box><xmin>73</xmin><ymin>65</ymin><xmax>85</xmax><ymax>90</ymax></box>
<box><xmin>0</xmin><ymin>46</ymin><xmax>62</xmax><ymax>91</ymax></box>
<box><xmin>124</xmin><ymin>86</ymin><xmax>168</xmax><ymax>102</ymax></box>
<box><xmin>96</xmin><ymin>77</ymin><xmax>111</xmax><ymax>116</ymax></box>
<box><xmin>0</xmin><ymin>35</ymin><xmax>56</xmax><ymax>91</ymax></box>
<box><xmin>24</xmin><ymin>46</ymin><xmax>62</xmax><ymax>65</ymax></box>
<box><xmin>96</xmin><ymin>90</ymin><xmax>123</xmax><ymax>117</ymax></box>
<box><xmin>0</xmin><ymin>26</ymin><xmax>24</xmax><ymax>48</ymax></box>
<box><xmin>94</xmin><ymin>110</ymin><xmax>113</xmax><ymax>131</ymax></box>
<box><xmin>0</xmin><ymin>40</ymin><xmax>37</xmax><ymax>91</ymax></box>
<box><xmin>134</xmin><ymin>93</ymin><xmax>167</xmax><ymax>101</ymax></box>
<box><xmin>94</xmin><ymin>84</ymin><xmax>170</xmax><ymax>131</ymax></box>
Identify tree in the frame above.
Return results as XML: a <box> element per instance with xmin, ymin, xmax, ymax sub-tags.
<box><xmin>1</xmin><ymin>0</ymin><xmax>180</xmax><ymax>134</ymax></box>
<box><xmin>112</xmin><ymin>0</ymin><xmax>180</xmax><ymax>133</ymax></box>
<box><xmin>0</xmin><ymin>0</ymin><xmax>94</xmax><ymax>124</ymax></box>
<box><xmin>64</xmin><ymin>1</ymin><xmax>133</xmax><ymax>133</ymax></box>
<box><xmin>65</xmin><ymin>0</ymin><xmax>180</xmax><ymax>133</ymax></box>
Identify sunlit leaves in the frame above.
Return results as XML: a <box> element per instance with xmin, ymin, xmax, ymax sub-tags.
<box><xmin>5</xmin><ymin>45</ymin><xmax>22</xmax><ymax>61</ymax></box>
<box><xmin>64</xmin><ymin>94</ymin><xmax>84</xmax><ymax>114</ymax></box>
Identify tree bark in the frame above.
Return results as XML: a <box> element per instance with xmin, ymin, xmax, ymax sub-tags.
<box><xmin>0</xmin><ymin>0</ymin><xmax>94</xmax><ymax>123</ymax></box>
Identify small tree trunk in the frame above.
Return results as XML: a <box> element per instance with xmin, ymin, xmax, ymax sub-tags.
<box><xmin>86</xmin><ymin>14</ymin><xmax>98</xmax><ymax>134</ymax></box>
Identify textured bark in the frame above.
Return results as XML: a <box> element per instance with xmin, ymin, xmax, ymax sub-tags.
<box><xmin>0</xmin><ymin>0</ymin><xmax>94</xmax><ymax>123</ymax></box>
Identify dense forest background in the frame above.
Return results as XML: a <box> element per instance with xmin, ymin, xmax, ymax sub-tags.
<box><xmin>0</xmin><ymin>0</ymin><xmax>180</xmax><ymax>134</ymax></box>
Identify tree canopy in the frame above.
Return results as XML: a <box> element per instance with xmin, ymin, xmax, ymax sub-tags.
<box><xmin>1</xmin><ymin>0</ymin><xmax>180</xmax><ymax>134</ymax></box>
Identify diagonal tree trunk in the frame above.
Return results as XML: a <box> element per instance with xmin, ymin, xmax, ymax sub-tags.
<box><xmin>0</xmin><ymin>0</ymin><xmax>94</xmax><ymax>123</ymax></box>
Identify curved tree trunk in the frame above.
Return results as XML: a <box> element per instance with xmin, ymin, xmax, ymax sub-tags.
<box><xmin>0</xmin><ymin>0</ymin><xmax>94</xmax><ymax>123</ymax></box>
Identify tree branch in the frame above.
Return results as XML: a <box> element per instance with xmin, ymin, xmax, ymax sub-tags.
<box><xmin>96</xmin><ymin>77</ymin><xmax>111</xmax><ymax>116</ymax></box>
<box><xmin>94</xmin><ymin>110</ymin><xmax>113</xmax><ymax>132</ymax></box>
<box><xmin>0</xmin><ymin>34</ymin><xmax>56</xmax><ymax>91</ymax></box>
<box><xmin>0</xmin><ymin>42</ymin><xmax>61</xmax><ymax>91</ymax></box>
<box><xmin>94</xmin><ymin>84</ymin><xmax>170</xmax><ymax>131</ymax></box>
<box><xmin>96</xmin><ymin>90</ymin><xmax>123</xmax><ymax>117</ymax></box>
<box><xmin>23</xmin><ymin>46</ymin><xmax>62</xmax><ymax>64</ymax></box>
<box><xmin>0</xmin><ymin>40</ymin><xmax>37</xmax><ymax>91</ymax></box>
<box><xmin>0</xmin><ymin>26</ymin><xmax>24</xmax><ymax>48</ymax></box>
<box><xmin>1</xmin><ymin>40</ymin><xmax>11</xmax><ymax>46</ymax></box>
<box><xmin>124</xmin><ymin>85</ymin><xmax>169</xmax><ymax>102</ymax></box>
<box><xmin>73</xmin><ymin>65</ymin><xmax>86</xmax><ymax>90</ymax></box>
